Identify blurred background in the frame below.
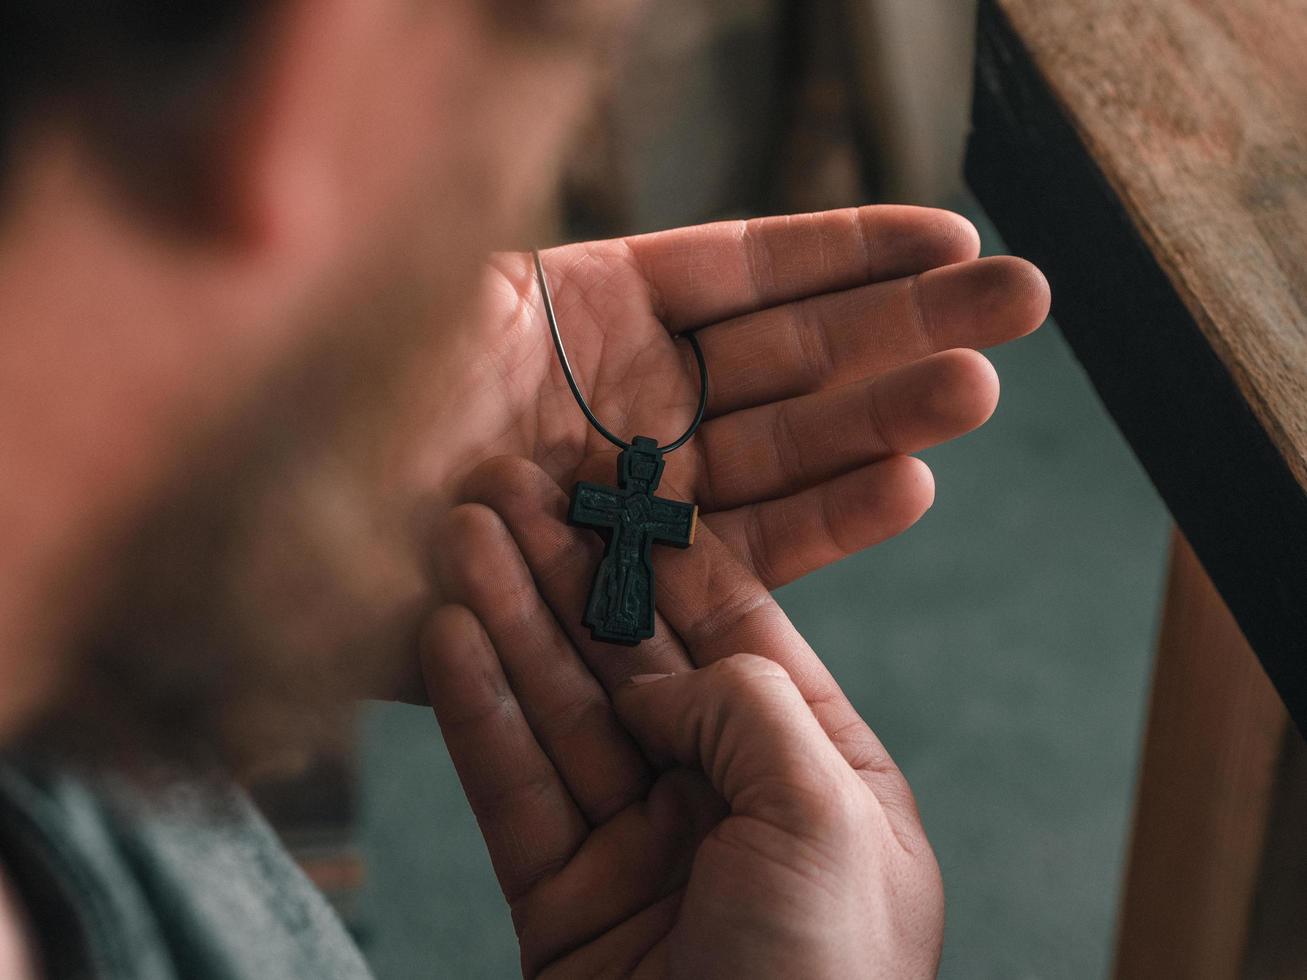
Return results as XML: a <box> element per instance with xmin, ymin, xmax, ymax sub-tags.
<box><xmin>320</xmin><ymin>1</ymin><xmax>1170</xmax><ymax>976</ymax></box>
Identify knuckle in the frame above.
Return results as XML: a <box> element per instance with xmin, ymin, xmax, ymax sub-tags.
<box><xmin>438</xmin><ymin>509</ymin><xmax>541</xmax><ymax>636</ymax></box>
<box><xmin>804</xmin><ymin>776</ymin><xmax>879</xmax><ymax>845</ymax></box>
<box><xmin>466</xmin><ymin>454</ymin><xmax>550</xmax><ymax>511</ymax></box>
<box><xmin>743</xmin><ymin>768</ymin><xmax>874</xmax><ymax>848</ymax></box>
<box><xmin>445</xmin><ymin>500</ymin><xmax>505</xmax><ymax>545</ymax></box>
<box><xmin>441</xmin><ymin>504</ymin><xmax>511</xmax><ymax>586</ymax></box>
<box><xmin>486</xmin><ymin>454</ymin><xmax>547</xmax><ymax>497</ymax></box>
<box><xmin>434</xmin><ymin>504</ymin><xmax>497</xmax><ymax>580</ymax></box>
<box><xmin>819</xmin><ymin>777</ymin><xmax>876</xmax><ymax>835</ymax></box>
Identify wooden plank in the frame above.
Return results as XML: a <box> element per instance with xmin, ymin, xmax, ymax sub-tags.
<box><xmin>990</xmin><ymin>0</ymin><xmax>1307</xmax><ymax>489</ymax></box>
<box><xmin>965</xmin><ymin>0</ymin><xmax>1307</xmax><ymax>734</ymax></box>
<box><xmin>1114</xmin><ymin>531</ymin><xmax>1288</xmax><ymax>979</ymax></box>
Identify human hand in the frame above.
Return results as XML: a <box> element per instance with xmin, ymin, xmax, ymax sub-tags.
<box><xmin>422</xmin><ymin>207</ymin><xmax>1048</xmax><ymax>592</ymax></box>
<box><xmin>420</xmin><ymin>456</ymin><xmax>946</xmax><ymax>978</ymax></box>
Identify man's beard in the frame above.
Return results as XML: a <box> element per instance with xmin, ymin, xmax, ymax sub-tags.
<box><xmin>23</xmin><ymin>244</ymin><xmax>452</xmax><ymax>783</ymax></box>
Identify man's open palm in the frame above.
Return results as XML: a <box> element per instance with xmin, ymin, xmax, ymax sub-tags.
<box><xmin>422</xmin><ymin>206</ymin><xmax>1049</xmax><ymax>593</ymax></box>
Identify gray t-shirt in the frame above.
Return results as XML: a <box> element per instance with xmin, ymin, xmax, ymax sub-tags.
<box><xmin>0</xmin><ymin>759</ymin><xmax>372</xmax><ymax>979</ymax></box>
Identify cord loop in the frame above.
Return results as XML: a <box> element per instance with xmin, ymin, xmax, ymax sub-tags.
<box><xmin>534</xmin><ymin>250</ymin><xmax>708</xmax><ymax>454</ymax></box>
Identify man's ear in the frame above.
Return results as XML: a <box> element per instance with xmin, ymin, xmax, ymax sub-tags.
<box><xmin>215</xmin><ymin>0</ymin><xmax>374</xmax><ymax>259</ymax></box>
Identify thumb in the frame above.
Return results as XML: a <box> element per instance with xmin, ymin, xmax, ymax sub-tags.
<box><xmin>614</xmin><ymin>654</ymin><xmax>858</xmax><ymax>831</ymax></box>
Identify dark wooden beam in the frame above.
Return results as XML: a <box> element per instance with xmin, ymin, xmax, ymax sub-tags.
<box><xmin>965</xmin><ymin>0</ymin><xmax>1307</xmax><ymax>734</ymax></box>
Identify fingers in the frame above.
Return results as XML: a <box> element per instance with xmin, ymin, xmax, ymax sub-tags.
<box><xmin>705</xmin><ymin>456</ymin><xmax>935</xmax><ymax>590</ymax></box>
<box><xmin>693</xmin><ymin>348</ymin><xmax>998</xmax><ymax>511</ymax></box>
<box><xmin>519</xmin><ymin>771</ymin><xmax>724</xmax><ymax>977</ymax></box>
<box><xmin>420</xmin><ymin>605</ymin><xmax>587</xmax><ymax>906</ymax></box>
<box><xmin>698</xmin><ymin>254</ymin><xmax>1049</xmax><ymax>417</ymax></box>
<box><xmin>538</xmin><ymin>891</ymin><xmax>680</xmax><ymax>980</ymax></box>
<box><xmin>612</xmin><ymin>657</ymin><xmax>858</xmax><ymax>831</ymax></box>
<box><xmin>434</xmin><ymin>503</ymin><xmax>653</xmax><ymax>824</ymax></box>
<box><xmin>623</xmin><ymin>206</ymin><xmax>982</xmax><ymax>331</ymax></box>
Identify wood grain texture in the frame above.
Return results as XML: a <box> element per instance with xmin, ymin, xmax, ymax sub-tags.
<box><xmin>1114</xmin><ymin>531</ymin><xmax>1288</xmax><ymax>980</ymax></box>
<box><xmin>966</xmin><ymin>0</ymin><xmax>1307</xmax><ymax>733</ymax></box>
<box><xmin>994</xmin><ymin>0</ymin><xmax>1307</xmax><ymax>490</ymax></box>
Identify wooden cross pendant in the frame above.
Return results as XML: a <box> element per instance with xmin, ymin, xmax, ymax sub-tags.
<box><xmin>568</xmin><ymin>436</ymin><xmax>698</xmax><ymax>645</ymax></box>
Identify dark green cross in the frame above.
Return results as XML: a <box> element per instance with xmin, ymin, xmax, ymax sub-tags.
<box><xmin>568</xmin><ymin>436</ymin><xmax>698</xmax><ymax>645</ymax></box>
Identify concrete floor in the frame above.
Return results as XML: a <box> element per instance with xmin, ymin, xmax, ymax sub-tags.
<box><xmin>354</xmin><ymin>212</ymin><xmax>1171</xmax><ymax>979</ymax></box>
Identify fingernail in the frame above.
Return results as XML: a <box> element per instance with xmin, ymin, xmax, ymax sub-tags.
<box><xmin>626</xmin><ymin>673</ymin><xmax>673</xmax><ymax>687</ymax></box>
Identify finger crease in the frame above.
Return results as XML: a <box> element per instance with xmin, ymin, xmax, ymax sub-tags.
<box><xmin>740</xmin><ymin>504</ymin><xmax>781</xmax><ymax>588</ymax></box>
<box><xmin>441</xmin><ymin>690</ymin><xmax>517</xmax><ymax>735</ymax></box>
<box><xmin>850</xmin><ymin>208</ymin><xmax>874</xmax><ymax>274</ymax></box>
<box><xmin>816</xmin><ymin>487</ymin><xmax>853</xmax><ymax>560</ymax></box>
<box><xmin>865</xmin><ymin>373</ymin><xmax>898</xmax><ymax>457</ymax></box>
<box><xmin>505</xmin><ymin>853</ymin><xmax>572</xmax><ymax>909</ymax></box>
<box><xmin>906</xmin><ymin>272</ymin><xmax>934</xmax><ymax>356</ymax></box>
<box><xmin>692</xmin><ymin>435</ymin><xmax>720</xmax><ymax>511</ymax></box>
<box><xmin>470</xmin><ymin>769</ymin><xmax>559</xmax><ymax>825</ymax></box>
<box><xmin>620</xmin><ymin>240</ymin><xmax>670</xmax><ymax>326</ymax></box>
<box><xmin>792</xmin><ymin>297</ymin><xmax>837</xmax><ymax>387</ymax></box>
<box><xmin>770</xmin><ymin>401</ymin><xmax>807</xmax><ymax>487</ymax></box>
<box><xmin>738</xmin><ymin>221</ymin><xmax>767</xmax><ymax>310</ymax></box>
<box><xmin>685</xmin><ymin>583</ymin><xmax>773</xmax><ymax>650</ymax></box>
<box><xmin>532</xmin><ymin>691</ymin><xmax>610</xmax><ymax>746</ymax></box>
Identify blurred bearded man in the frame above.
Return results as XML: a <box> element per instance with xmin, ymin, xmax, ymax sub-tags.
<box><xmin>0</xmin><ymin>1</ymin><xmax>1049</xmax><ymax>977</ymax></box>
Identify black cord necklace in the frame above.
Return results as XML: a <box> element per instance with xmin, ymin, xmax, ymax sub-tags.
<box><xmin>534</xmin><ymin>250</ymin><xmax>708</xmax><ymax>646</ymax></box>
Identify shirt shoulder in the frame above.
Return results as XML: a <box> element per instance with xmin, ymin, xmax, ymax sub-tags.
<box><xmin>0</xmin><ymin>760</ymin><xmax>374</xmax><ymax>980</ymax></box>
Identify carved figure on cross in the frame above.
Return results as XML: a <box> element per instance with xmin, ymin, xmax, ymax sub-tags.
<box><xmin>569</xmin><ymin>436</ymin><xmax>698</xmax><ymax>645</ymax></box>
